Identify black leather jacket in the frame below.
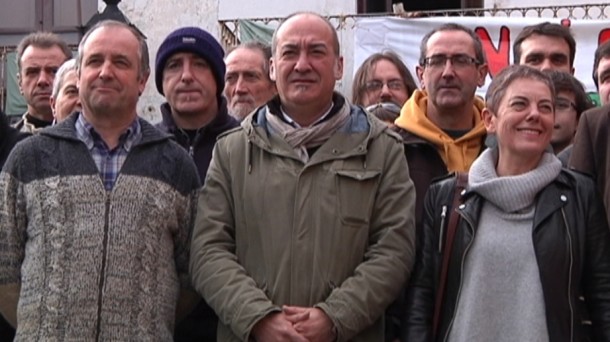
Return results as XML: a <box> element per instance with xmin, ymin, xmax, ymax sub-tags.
<box><xmin>403</xmin><ymin>170</ymin><xmax>610</xmax><ymax>342</ymax></box>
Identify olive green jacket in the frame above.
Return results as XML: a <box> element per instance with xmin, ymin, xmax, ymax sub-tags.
<box><xmin>190</xmin><ymin>95</ymin><xmax>416</xmax><ymax>341</ymax></box>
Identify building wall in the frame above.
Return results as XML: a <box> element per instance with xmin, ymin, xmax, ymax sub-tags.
<box><xmin>111</xmin><ymin>0</ymin><xmax>355</xmax><ymax>122</ymax></box>
<box><xmin>484</xmin><ymin>0</ymin><xmax>595</xmax><ymax>7</ymax></box>
<box><xmin>111</xmin><ymin>0</ymin><xmax>595</xmax><ymax>122</ymax></box>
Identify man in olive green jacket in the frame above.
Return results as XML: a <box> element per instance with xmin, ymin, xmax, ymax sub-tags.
<box><xmin>190</xmin><ymin>12</ymin><xmax>416</xmax><ymax>342</ymax></box>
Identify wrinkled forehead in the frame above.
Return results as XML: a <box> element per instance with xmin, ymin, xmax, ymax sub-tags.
<box><xmin>276</xmin><ymin>15</ymin><xmax>336</xmax><ymax>51</ymax></box>
<box><xmin>82</xmin><ymin>26</ymin><xmax>141</xmax><ymax>58</ymax></box>
<box><xmin>426</xmin><ymin>30</ymin><xmax>476</xmax><ymax>57</ymax></box>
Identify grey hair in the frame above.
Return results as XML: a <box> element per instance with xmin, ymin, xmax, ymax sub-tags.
<box><xmin>52</xmin><ymin>59</ymin><xmax>77</xmax><ymax>99</ymax></box>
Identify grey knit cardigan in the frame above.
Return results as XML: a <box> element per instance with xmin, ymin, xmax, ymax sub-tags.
<box><xmin>0</xmin><ymin>114</ymin><xmax>200</xmax><ymax>341</ymax></box>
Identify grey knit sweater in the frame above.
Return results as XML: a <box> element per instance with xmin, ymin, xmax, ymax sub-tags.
<box><xmin>0</xmin><ymin>115</ymin><xmax>200</xmax><ymax>341</ymax></box>
<box><xmin>448</xmin><ymin>148</ymin><xmax>561</xmax><ymax>342</ymax></box>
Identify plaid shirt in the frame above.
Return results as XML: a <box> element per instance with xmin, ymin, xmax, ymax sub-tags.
<box><xmin>75</xmin><ymin>113</ymin><xmax>142</xmax><ymax>191</ymax></box>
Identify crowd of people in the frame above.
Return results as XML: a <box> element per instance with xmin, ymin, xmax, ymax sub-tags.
<box><xmin>1</xmin><ymin>10</ymin><xmax>610</xmax><ymax>342</ymax></box>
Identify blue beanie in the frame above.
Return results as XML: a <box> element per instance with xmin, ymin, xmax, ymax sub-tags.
<box><xmin>155</xmin><ymin>26</ymin><xmax>225</xmax><ymax>99</ymax></box>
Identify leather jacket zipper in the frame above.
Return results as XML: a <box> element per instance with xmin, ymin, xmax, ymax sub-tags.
<box><xmin>438</xmin><ymin>205</ymin><xmax>447</xmax><ymax>253</ymax></box>
<box><xmin>95</xmin><ymin>193</ymin><xmax>111</xmax><ymax>341</ymax></box>
<box><xmin>561</xmin><ymin>207</ymin><xmax>575</xmax><ymax>341</ymax></box>
<box><xmin>442</xmin><ymin>211</ymin><xmax>475</xmax><ymax>342</ymax></box>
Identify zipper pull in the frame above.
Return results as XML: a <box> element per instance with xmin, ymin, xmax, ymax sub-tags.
<box><xmin>438</xmin><ymin>205</ymin><xmax>447</xmax><ymax>253</ymax></box>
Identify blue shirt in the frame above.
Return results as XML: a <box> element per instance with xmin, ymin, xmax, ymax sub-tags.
<box><xmin>75</xmin><ymin>113</ymin><xmax>141</xmax><ymax>191</ymax></box>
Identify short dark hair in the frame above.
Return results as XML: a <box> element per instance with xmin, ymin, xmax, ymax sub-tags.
<box><xmin>271</xmin><ymin>12</ymin><xmax>340</xmax><ymax>57</ymax></box>
<box><xmin>592</xmin><ymin>40</ymin><xmax>610</xmax><ymax>89</ymax></box>
<box><xmin>485</xmin><ymin>65</ymin><xmax>555</xmax><ymax>115</ymax></box>
<box><xmin>16</xmin><ymin>31</ymin><xmax>71</xmax><ymax>70</ymax></box>
<box><xmin>546</xmin><ymin>70</ymin><xmax>594</xmax><ymax>119</ymax></box>
<box><xmin>418</xmin><ymin>23</ymin><xmax>486</xmax><ymax>66</ymax></box>
<box><xmin>77</xmin><ymin>20</ymin><xmax>150</xmax><ymax>79</ymax></box>
<box><xmin>227</xmin><ymin>41</ymin><xmax>272</xmax><ymax>79</ymax></box>
<box><xmin>352</xmin><ymin>51</ymin><xmax>417</xmax><ymax>105</ymax></box>
<box><xmin>513</xmin><ymin>22</ymin><xmax>576</xmax><ymax>67</ymax></box>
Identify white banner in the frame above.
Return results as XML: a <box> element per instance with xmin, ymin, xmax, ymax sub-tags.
<box><xmin>354</xmin><ymin>16</ymin><xmax>610</xmax><ymax>103</ymax></box>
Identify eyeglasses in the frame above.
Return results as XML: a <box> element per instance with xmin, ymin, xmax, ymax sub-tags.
<box><xmin>556</xmin><ymin>98</ymin><xmax>577</xmax><ymax>112</ymax></box>
<box><xmin>364</xmin><ymin>79</ymin><xmax>406</xmax><ymax>92</ymax></box>
<box><xmin>423</xmin><ymin>54</ymin><xmax>480</xmax><ymax>69</ymax></box>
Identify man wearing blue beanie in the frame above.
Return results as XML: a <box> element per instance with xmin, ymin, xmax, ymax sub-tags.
<box><xmin>154</xmin><ymin>26</ymin><xmax>239</xmax><ymax>342</ymax></box>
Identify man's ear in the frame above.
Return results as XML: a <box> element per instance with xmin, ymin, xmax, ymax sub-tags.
<box><xmin>50</xmin><ymin>96</ymin><xmax>57</xmax><ymax>117</ymax></box>
<box><xmin>334</xmin><ymin>56</ymin><xmax>344</xmax><ymax>80</ymax></box>
<box><xmin>416</xmin><ymin>65</ymin><xmax>425</xmax><ymax>90</ymax></box>
<box><xmin>477</xmin><ymin>63</ymin><xmax>489</xmax><ymax>87</ymax></box>
<box><xmin>17</xmin><ymin>72</ymin><xmax>23</xmax><ymax>94</ymax></box>
<box><xmin>138</xmin><ymin>70</ymin><xmax>150</xmax><ymax>96</ymax></box>
<box><xmin>269</xmin><ymin>57</ymin><xmax>276</xmax><ymax>82</ymax></box>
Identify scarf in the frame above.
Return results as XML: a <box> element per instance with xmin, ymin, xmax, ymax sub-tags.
<box><xmin>265</xmin><ymin>100</ymin><xmax>351</xmax><ymax>163</ymax></box>
<box><xmin>468</xmin><ymin>148</ymin><xmax>562</xmax><ymax>212</ymax></box>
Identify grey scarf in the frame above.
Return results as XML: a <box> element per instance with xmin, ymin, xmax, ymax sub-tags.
<box><xmin>265</xmin><ymin>101</ymin><xmax>351</xmax><ymax>163</ymax></box>
<box><xmin>468</xmin><ymin>148</ymin><xmax>562</xmax><ymax>212</ymax></box>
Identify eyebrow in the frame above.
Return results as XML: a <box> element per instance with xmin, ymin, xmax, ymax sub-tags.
<box><xmin>599</xmin><ymin>69</ymin><xmax>610</xmax><ymax>81</ymax></box>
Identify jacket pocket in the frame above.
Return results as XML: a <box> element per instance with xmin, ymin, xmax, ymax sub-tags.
<box><xmin>334</xmin><ymin>169</ymin><xmax>381</xmax><ymax>227</ymax></box>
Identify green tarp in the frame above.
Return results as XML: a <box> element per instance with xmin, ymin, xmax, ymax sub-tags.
<box><xmin>5</xmin><ymin>51</ymin><xmax>27</xmax><ymax>116</ymax></box>
<box><xmin>238</xmin><ymin>19</ymin><xmax>273</xmax><ymax>44</ymax></box>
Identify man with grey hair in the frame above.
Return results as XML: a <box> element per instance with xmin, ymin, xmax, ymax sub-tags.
<box><xmin>13</xmin><ymin>31</ymin><xmax>71</xmax><ymax>133</ymax></box>
<box><xmin>224</xmin><ymin>41</ymin><xmax>276</xmax><ymax>121</ymax></box>
<box><xmin>190</xmin><ymin>11</ymin><xmax>415</xmax><ymax>342</ymax></box>
<box><xmin>50</xmin><ymin>58</ymin><xmax>80</xmax><ymax>123</ymax></box>
<box><xmin>0</xmin><ymin>20</ymin><xmax>200</xmax><ymax>340</ymax></box>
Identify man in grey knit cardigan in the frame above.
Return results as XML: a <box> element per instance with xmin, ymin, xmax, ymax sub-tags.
<box><xmin>0</xmin><ymin>20</ymin><xmax>200</xmax><ymax>340</ymax></box>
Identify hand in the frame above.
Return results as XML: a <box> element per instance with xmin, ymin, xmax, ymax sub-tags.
<box><xmin>251</xmin><ymin>312</ymin><xmax>309</xmax><ymax>342</ymax></box>
<box><xmin>284</xmin><ymin>306</ymin><xmax>336</xmax><ymax>342</ymax></box>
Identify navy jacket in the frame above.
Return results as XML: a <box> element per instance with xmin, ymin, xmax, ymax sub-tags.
<box><xmin>155</xmin><ymin>99</ymin><xmax>238</xmax><ymax>342</ymax></box>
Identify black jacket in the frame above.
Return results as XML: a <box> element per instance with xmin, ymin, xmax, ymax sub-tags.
<box><xmin>155</xmin><ymin>98</ymin><xmax>239</xmax><ymax>182</ymax></box>
<box><xmin>0</xmin><ymin>112</ymin><xmax>28</xmax><ymax>342</ymax></box>
<box><xmin>403</xmin><ymin>170</ymin><xmax>610</xmax><ymax>342</ymax></box>
<box><xmin>1</xmin><ymin>112</ymin><xmax>29</xmax><ymax>169</ymax></box>
<box><xmin>155</xmin><ymin>100</ymin><xmax>238</xmax><ymax>342</ymax></box>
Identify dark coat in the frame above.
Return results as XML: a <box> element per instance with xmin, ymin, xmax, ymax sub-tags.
<box><xmin>1</xmin><ymin>112</ymin><xmax>29</xmax><ymax>169</ymax></box>
<box><xmin>0</xmin><ymin>111</ymin><xmax>25</xmax><ymax>342</ymax></box>
<box><xmin>155</xmin><ymin>100</ymin><xmax>239</xmax><ymax>342</ymax></box>
<box><xmin>386</xmin><ymin>128</ymin><xmax>485</xmax><ymax>341</ymax></box>
<box><xmin>403</xmin><ymin>170</ymin><xmax>610</xmax><ymax>342</ymax></box>
<box><xmin>569</xmin><ymin>105</ymin><xmax>610</xmax><ymax>226</ymax></box>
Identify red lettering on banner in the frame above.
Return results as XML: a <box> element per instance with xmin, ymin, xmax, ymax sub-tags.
<box><xmin>599</xmin><ymin>29</ymin><xmax>610</xmax><ymax>45</ymax></box>
<box><xmin>475</xmin><ymin>26</ymin><xmax>510</xmax><ymax>78</ymax></box>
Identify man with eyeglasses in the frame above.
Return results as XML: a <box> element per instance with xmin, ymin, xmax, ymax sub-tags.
<box><xmin>352</xmin><ymin>51</ymin><xmax>417</xmax><ymax>108</ymax></box>
<box><xmin>394</xmin><ymin>23</ymin><xmax>488</xmax><ymax>225</ymax></box>
<box><xmin>543</xmin><ymin>71</ymin><xmax>593</xmax><ymax>160</ymax></box>
<box><xmin>394</xmin><ymin>22</ymin><xmax>489</xmax><ymax>338</ymax></box>
<box><xmin>352</xmin><ymin>51</ymin><xmax>417</xmax><ymax>128</ymax></box>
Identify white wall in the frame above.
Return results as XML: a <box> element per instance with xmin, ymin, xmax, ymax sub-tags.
<box><xmin>98</xmin><ymin>0</ymin><xmax>356</xmax><ymax>122</ymax></box>
<box><xmin>98</xmin><ymin>0</ymin><xmax>222</xmax><ymax>122</ymax></box>
<box><xmin>484</xmin><ymin>0</ymin><xmax>597</xmax><ymax>8</ymax></box>
<box><xmin>219</xmin><ymin>0</ymin><xmax>355</xmax><ymax>20</ymax></box>
<box><xmin>105</xmin><ymin>0</ymin><xmax>600</xmax><ymax>122</ymax></box>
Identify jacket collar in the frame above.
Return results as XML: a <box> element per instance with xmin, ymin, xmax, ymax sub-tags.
<box><xmin>158</xmin><ymin>97</ymin><xmax>237</xmax><ymax>135</ymax></box>
<box><xmin>41</xmin><ymin>112</ymin><xmax>169</xmax><ymax>147</ymax></box>
<box><xmin>460</xmin><ymin>170</ymin><xmax>575</xmax><ymax>231</ymax></box>
<box><xmin>242</xmin><ymin>92</ymin><xmax>388</xmax><ymax>163</ymax></box>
